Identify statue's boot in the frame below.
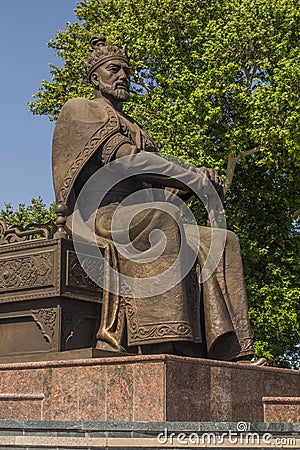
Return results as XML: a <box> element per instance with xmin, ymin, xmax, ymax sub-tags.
<box><xmin>236</xmin><ymin>357</ymin><xmax>267</xmax><ymax>366</ymax></box>
<box><xmin>96</xmin><ymin>330</ymin><xmax>127</xmax><ymax>353</ymax></box>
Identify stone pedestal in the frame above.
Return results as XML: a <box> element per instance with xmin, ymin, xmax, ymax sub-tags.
<box><xmin>263</xmin><ymin>397</ymin><xmax>300</xmax><ymax>423</ymax></box>
<box><xmin>0</xmin><ymin>354</ymin><xmax>298</xmax><ymax>423</ymax></box>
<box><xmin>0</xmin><ymin>237</ymin><xmax>103</xmax><ymax>358</ymax></box>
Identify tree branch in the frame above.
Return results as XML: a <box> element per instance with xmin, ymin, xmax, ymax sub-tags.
<box><xmin>246</xmin><ymin>65</ymin><xmax>258</xmax><ymax>89</ymax></box>
<box><xmin>224</xmin><ymin>146</ymin><xmax>263</xmax><ymax>195</ymax></box>
<box><xmin>291</xmin><ymin>209</ymin><xmax>300</xmax><ymax>220</ymax></box>
<box><xmin>240</xmin><ymin>146</ymin><xmax>262</xmax><ymax>157</ymax></box>
<box><xmin>224</xmin><ymin>152</ymin><xmax>238</xmax><ymax>195</ymax></box>
<box><xmin>219</xmin><ymin>107</ymin><xmax>231</xmax><ymax>131</ymax></box>
<box><xmin>133</xmin><ymin>70</ymin><xmax>153</xmax><ymax>96</ymax></box>
<box><xmin>217</xmin><ymin>95</ymin><xmax>231</xmax><ymax>131</ymax></box>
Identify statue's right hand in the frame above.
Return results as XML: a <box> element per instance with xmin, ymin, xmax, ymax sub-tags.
<box><xmin>197</xmin><ymin>167</ymin><xmax>224</xmax><ymax>201</ymax></box>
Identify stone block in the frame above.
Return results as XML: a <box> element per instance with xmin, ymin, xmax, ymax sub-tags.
<box><xmin>0</xmin><ymin>354</ymin><xmax>298</xmax><ymax>422</ymax></box>
<box><xmin>263</xmin><ymin>396</ymin><xmax>300</xmax><ymax>423</ymax></box>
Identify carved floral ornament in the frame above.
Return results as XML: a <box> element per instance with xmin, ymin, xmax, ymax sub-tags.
<box><xmin>0</xmin><ymin>220</ymin><xmax>52</xmax><ymax>245</ymax></box>
<box><xmin>31</xmin><ymin>308</ymin><xmax>57</xmax><ymax>340</ymax></box>
<box><xmin>0</xmin><ymin>254</ymin><xmax>53</xmax><ymax>290</ymax></box>
<box><xmin>67</xmin><ymin>251</ymin><xmax>104</xmax><ymax>290</ymax></box>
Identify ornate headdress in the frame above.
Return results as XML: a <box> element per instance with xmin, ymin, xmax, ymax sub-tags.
<box><xmin>83</xmin><ymin>34</ymin><xmax>129</xmax><ymax>80</ymax></box>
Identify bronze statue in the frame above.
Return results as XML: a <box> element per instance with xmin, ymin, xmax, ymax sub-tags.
<box><xmin>52</xmin><ymin>35</ymin><xmax>265</xmax><ymax>364</ymax></box>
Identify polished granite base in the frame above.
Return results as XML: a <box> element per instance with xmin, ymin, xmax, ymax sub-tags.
<box><xmin>263</xmin><ymin>396</ymin><xmax>300</xmax><ymax>423</ymax></box>
<box><xmin>0</xmin><ymin>354</ymin><xmax>299</xmax><ymax>423</ymax></box>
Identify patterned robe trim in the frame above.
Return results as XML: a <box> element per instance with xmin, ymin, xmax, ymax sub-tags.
<box><xmin>101</xmin><ymin>133</ymin><xmax>135</xmax><ymax>165</ymax></box>
<box><xmin>121</xmin><ymin>296</ymin><xmax>194</xmax><ymax>345</ymax></box>
<box><xmin>57</xmin><ymin>103</ymin><xmax>120</xmax><ymax>204</ymax></box>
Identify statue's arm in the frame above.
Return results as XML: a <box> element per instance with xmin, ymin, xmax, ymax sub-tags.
<box><xmin>164</xmin><ymin>186</ymin><xmax>194</xmax><ymax>202</ymax></box>
<box><xmin>111</xmin><ymin>148</ymin><xmax>218</xmax><ymax>197</ymax></box>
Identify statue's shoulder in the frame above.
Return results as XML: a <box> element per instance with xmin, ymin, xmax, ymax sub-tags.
<box><xmin>58</xmin><ymin>97</ymin><xmax>111</xmax><ymax>123</ymax></box>
<box><xmin>53</xmin><ymin>97</ymin><xmax>118</xmax><ymax>203</ymax></box>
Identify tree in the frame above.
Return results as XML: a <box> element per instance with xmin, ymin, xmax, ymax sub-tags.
<box><xmin>0</xmin><ymin>197</ymin><xmax>55</xmax><ymax>228</ymax></box>
<box><xmin>29</xmin><ymin>0</ymin><xmax>300</xmax><ymax>367</ymax></box>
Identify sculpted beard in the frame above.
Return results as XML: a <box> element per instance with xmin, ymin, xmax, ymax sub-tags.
<box><xmin>98</xmin><ymin>79</ymin><xmax>129</xmax><ymax>101</ymax></box>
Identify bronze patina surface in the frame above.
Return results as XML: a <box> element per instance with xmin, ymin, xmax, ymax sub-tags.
<box><xmin>0</xmin><ymin>229</ymin><xmax>102</xmax><ymax>358</ymax></box>
<box><xmin>51</xmin><ymin>35</ymin><xmax>254</xmax><ymax>362</ymax></box>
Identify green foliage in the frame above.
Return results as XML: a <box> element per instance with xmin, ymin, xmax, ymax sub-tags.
<box><xmin>29</xmin><ymin>0</ymin><xmax>299</xmax><ymax>367</ymax></box>
<box><xmin>29</xmin><ymin>0</ymin><xmax>300</xmax><ymax>168</ymax></box>
<box><xmin>0</xmin><ymin>197</ymin><xmax>55</xmax><ymax>228</ymax></box>
<box><xmin>226</xmin><ymin>164</ymin><xmax>299</xmax><ymax>368</ymax></box>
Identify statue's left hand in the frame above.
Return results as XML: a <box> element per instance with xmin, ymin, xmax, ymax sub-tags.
<box><xmin>198</xmin><ymin>167</ymin><xmax>223</xmax><ymax>196</ymax></box>
<box><xmin>198</xmin><ymin>167</ymin><xmax>222</xmax><ymax>188</ymax></box>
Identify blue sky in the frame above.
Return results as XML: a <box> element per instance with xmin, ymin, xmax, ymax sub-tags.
<box><xmin>0</xmin><ymin>1</ymin><xmax>78</xmax><ymax>209</ymax></box>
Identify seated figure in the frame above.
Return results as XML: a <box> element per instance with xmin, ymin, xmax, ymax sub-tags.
<box><xmin>52</xmin><ymin>34</ymin><xmax>262</xmax><ymax>363</ymax></box>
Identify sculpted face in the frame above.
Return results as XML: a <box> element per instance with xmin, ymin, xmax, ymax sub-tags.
<box><xmin>91</xmin><ymin>59</ymin><xmax>130</xmax><ymax>102</ymax></box>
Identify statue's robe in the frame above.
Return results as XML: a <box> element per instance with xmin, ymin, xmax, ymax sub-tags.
<box><xmin>52</xmin><ymin>96</ymin><xmax>254</xmax><ymax>360</ymax></box>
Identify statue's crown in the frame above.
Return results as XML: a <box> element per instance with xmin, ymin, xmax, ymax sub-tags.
<box><xmin>83</xmin><ymin>34</ymin><xmax>129</xmax><ymax>79</ymax></box>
